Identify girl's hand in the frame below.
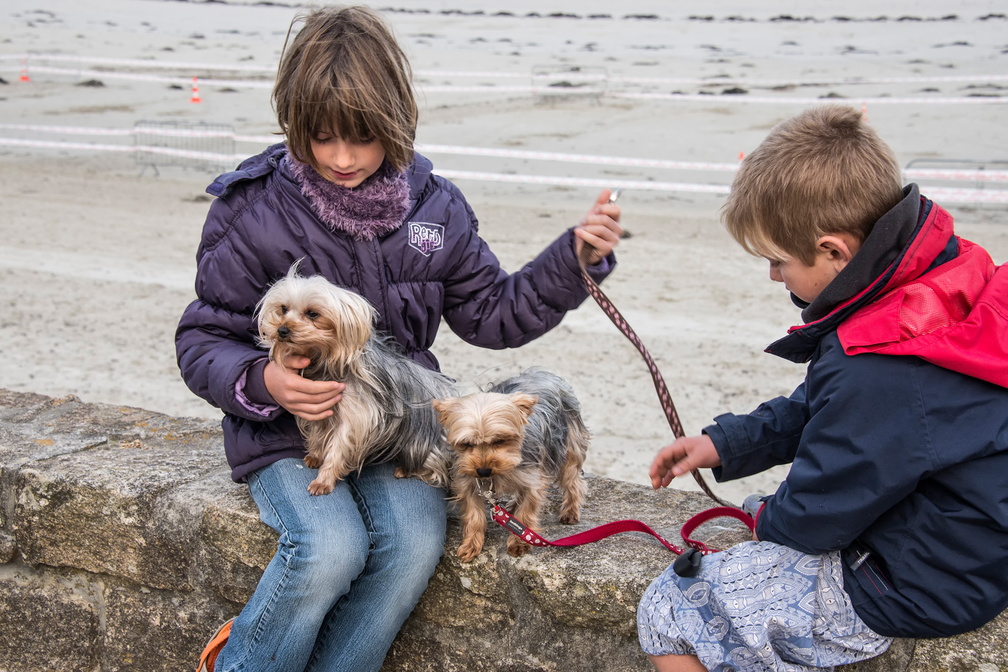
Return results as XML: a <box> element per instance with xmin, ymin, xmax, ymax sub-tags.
<box><xmin>649</xmin><ymin>435</ymin><xmax>721</xmax><ymax>490</ymax></box>
<box><xmin>263</xmin><ymin>355</ymin><xmax>345</xmax><ymax>421</ymax></box>
<box><xmin>574</xmin><ymin>189</ymin><xmax>623</xmax><ymax>266</ymax></box>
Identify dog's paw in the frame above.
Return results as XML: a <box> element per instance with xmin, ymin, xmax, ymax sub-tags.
<box><xmin>307</xmin><ymin>478</ymin><xmax>335</xmax><ymax>496</ymax></box>
<box><xmin>457</xmin><ymin>539</ymin><xmax>483</xmax><ymax>563</ymax></box>
<box><xmin>559</xmin><ymin>510</ymin><xmax>580</xmax><ymax>525</ymax></box>
<box><xmin>410</xmin><ymin>469</ymin><xmax>448</xmax><ymax>489</ymax></box>
<box><xmin>303</xmin><ymin>454</ymin><xmax>322</xmax><ymax>469</ymax></box>
<box><xmin>506</xmin><ymin>537</ymin><xmax>530</xmax><ymax>558</ymax></box>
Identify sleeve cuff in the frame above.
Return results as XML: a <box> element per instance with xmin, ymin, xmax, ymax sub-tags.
<box><xmin>235</xmin><ymin>357</ymin><xmax>280</xmax><ymax>416</ymax></box>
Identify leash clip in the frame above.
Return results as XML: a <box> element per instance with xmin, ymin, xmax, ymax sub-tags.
<box><xmin>476</xmin><ymin>477</ymin><xmax>496</xmax><ymax>504</ymax></box>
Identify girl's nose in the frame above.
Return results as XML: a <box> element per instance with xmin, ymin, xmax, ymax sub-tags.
<box><xmin>330</xmin><ymin>140</ymin><xmax>354</xmax><ymax>167</ymax></box>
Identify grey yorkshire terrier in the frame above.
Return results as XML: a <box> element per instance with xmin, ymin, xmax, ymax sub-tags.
<box><xmin>433</xmin><ymin>368</ymin><xmax>590</xmax><ymax>562</ymax></box>
<box><xmin>256</xmin><ymin>264</ymin><xmax>456</xmax><ymax>495</ymax></box>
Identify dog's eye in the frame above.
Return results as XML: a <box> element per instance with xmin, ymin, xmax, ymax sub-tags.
<box><xmin>306</xmin><ymin>310</ymin><xmax>320</xmax><ymax>320</ymax></box>
<box><xmin>280</xmin><ymin>305</ymin><xmax>289</xmax><ymax>314</ymax></box>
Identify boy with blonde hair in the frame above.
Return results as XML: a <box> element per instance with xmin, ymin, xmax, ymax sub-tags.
<box><xmin>639</xmin><ymin>105</ymin><xmax>1008</xmax><ymax>672</ymax></box>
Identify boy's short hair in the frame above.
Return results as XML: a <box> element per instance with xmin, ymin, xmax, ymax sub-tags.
<box><xmin>273</xmin><ymin>5</ymin><xmax>418</xmax><ymax>173</ymax></box>
<box><xmin>722</xmin><ymin>105</ymin><xmax>903</xmax><ymax>266</ymax></box>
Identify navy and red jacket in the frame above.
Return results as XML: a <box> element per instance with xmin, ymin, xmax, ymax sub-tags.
<box><xmin>707</xmin><ymin>185</ymin><xmax>1008</xmax><ymax>638</ymax></box>
<box><xmin>175</xmin><ymin>144</ymin><xmax>614</xmax><ymax>482</ymax></box>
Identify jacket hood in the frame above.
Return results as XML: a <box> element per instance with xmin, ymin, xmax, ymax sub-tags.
<box><xmin>766</xmin><ymin>185</ymin><xmax>933</xmax><ymax>363</ymax></box>
<box><xmin>207</xmin><ymin>142</ymin><xmax>286</xmax><ymax>198</ymax></box>
<box><xmin>404</xmin><ymin>152</ymin><xmax>434</xmax><ymax>203</ymax></box>
<box><xmin>839</xmin><ymin>230</ymin><xmax>1008</xmax><ymax>387</ymax></box>
<box><xmin>797</xmin><ymin>184</ymin><xmax>922</xmax><ymax>324</ymax></box>
<box><xmin>767</xmin><ymin>187</ymin><xmax>1008</xmax><ymax>388</ymax></box>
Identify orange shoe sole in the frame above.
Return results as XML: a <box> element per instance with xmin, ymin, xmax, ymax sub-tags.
<box><xmin>196</xmin><ymin>618</ymin><xmax>234</xmax><ymax>672</ymax></box>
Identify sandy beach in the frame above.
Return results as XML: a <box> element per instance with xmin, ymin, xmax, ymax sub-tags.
<box><xmin>1</xmin><ymin>0</ymin><xmax>1006</xmax><ymax>504</ymax></box>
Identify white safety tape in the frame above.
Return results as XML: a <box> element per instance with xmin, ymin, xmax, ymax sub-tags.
<box><xmin>5</xmin><ymin>53</ymin><xmax>1007</xmax><ymax>87</ymax></box>
<box><xmin>431</xmin><ymin>170</ymin><xmax>1008</xmax><ymax>203</ymax></box>
<box><xmin>600</xmin><ymin>73</ymin><xmax>1008</xmax><ymax>87</ymax></box>
<box><xmin>0</xmin><ymin>134</ymin><xmax>733</xmax><ymax>193</ymax></box>
<box><xmin>0</xmin><ymin>123</ymin><xmax>134</xmax><ymax>137</ymax></box>
<box><xmin>431</xmin><ymin>169</ymin><xmax>731</xmax><ymax>194</ymax></box>
<box><xmin>1</xmin><ymin>53</ymin><xmax>275</xmax><ymax>74</ymax></box>
<box><xmin>0</xmin><ymin>137</ymin><xmax>131</xmax><ymax>153</ymax></box>
<box><xmin>0</xmin><ymin>123</ymin><xmax>744</xmax><ymax>171</ymax></box>
<box><xmin>612</xmin><ymin>92</ymin><xmax>1008</xmax><ymax>105</ymax></box>
<box><xmin>2</xmin><ymin>134</ymin><xmax>1003</xmax><ymax>203</ymax></box>
<box><xmin>417</xmin><ymin>144</ymin><xmax>739</xmax><ymax>172</ymax></box>
<box><xmin>0</xmin><ymin>124</ymin><xmax>274</xmax><ymax>145</ymax></box>
<box><xmin>3</xmin><ymin>133</ymin><xmax>1003</xmax><ymax>203</ymax></box>
<box><xmin>0</xmin><ymin>137</ymin><xmax>244</xmax><ymax>163</ymax></box>
<box><xmin>904</xmin><ymin>168</ymin><xmax>1008</xmax><ymax>183</ymax></box>
<box><xmin>420</xmin><ymin>84</ymin><xmax>543</xmax><ymax>94</ymax></box>
<box><xmin>4</xmin><ymin>126</ymin><xmax>1008</xmax><ymax>185</ymax></box>
<box><xmin>5</xmin><ymin>58</ymin><xmax>1007</xmax><ymax>105</ymax></box>
<box><xmin>7</xmin><ymin>64</ymin><xmax>273</xmax><ymax>89</ymax></box>
<box><xmin>920</xmin><ymin>187</ymin><xmax>1008</xmax><ymax>204</ymax></box>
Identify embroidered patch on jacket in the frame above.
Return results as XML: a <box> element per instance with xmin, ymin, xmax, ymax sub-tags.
<box><xmin>407</xmin><ymin>221</ymin><xmax>444</xmax><ymax>256</ymax></box>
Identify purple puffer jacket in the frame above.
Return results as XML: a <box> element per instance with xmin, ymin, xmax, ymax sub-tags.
<box><xmin>175</xmin><ymin>143</ymin><xmax>615</xmax><ymax>482</ymax></box>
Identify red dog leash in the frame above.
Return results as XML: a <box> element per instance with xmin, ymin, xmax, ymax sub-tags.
<box><xmin>492</xmin><ymin>503</ymin><xmax>753</xmax><ymax>555</ymax></box>
<box><xmin>491</xmin><ymin>501</ymin><xmax>753</xmax><ymax>576</ymax></box>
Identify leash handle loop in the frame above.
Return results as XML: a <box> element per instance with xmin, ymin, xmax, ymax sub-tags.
<box><xmin>679</xmin><ymin>506</ymin><xmax>755</xmax><ymax>554</ymax></box>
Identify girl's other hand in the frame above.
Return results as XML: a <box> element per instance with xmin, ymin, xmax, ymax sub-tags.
<box><xmin>574</xmin><ymin>189</ymin><xmax>623</xmax><ymax>266</ymax></box>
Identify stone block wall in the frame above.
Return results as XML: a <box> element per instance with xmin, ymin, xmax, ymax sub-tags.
<box><xmin>0</xmin><ymin>389</ymin><xmax>1004</xmax><ymax>671</ymax></box>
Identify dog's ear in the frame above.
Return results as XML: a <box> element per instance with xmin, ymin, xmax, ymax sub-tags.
<box><xmin>431</xmin><ymin>398</ymin><xmax>455</xmax><ymax>425</ymax></box>
<box><xmin>511</xmin><ymin>394</ymin><xmax>538</xmax><ymax>423</ymax></box>
<box><xmin>326</xmin><ymin>286</ymin><xmax>375</xmax><ymax>348</ymax></box>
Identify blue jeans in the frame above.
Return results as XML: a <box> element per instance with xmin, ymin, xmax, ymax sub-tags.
<box><xmin>216</xmin><ymin>458</ymin><xmax>447</xmax><ymax>672</ymax></box>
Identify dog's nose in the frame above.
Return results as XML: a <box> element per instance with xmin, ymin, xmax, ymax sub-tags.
<box><xmin>277</xmin><ymin>325</ymin><xmax>291</xmax><ymax>340</ymax></box>
<box><xmin>476</xmin><ymin>468</ymin><xmax>492</xmax><ymax>478</ymax></box>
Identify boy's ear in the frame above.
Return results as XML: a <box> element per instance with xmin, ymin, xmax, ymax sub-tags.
<box><xmin>816</xmin><ymin>234</ymin><xmax>858</xmax><ymax>271</ymax></box>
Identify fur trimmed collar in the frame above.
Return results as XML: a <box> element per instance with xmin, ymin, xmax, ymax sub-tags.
<box><xmin>285</xmin><ymin>154</ymin><xmax>411</xmax><ymax>240</ymax></box>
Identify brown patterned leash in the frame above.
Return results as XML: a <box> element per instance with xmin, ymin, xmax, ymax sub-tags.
<box><xmin>578</xmin><ymin>189</ymin><xmax>732</xmax><ymax>508</ymax></box>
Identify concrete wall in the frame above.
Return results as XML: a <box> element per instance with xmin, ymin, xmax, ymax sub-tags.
<box><xmin>0</xmin><ymin>389</ymin><xmax>1004</xmax><ymax>671</ymax></box>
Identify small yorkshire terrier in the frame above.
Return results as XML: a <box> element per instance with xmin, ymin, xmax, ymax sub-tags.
<box><xmin>432</xmin><ymin>368</ymin><xmax>590</xmax><ymax>562</ymax></box>
<box><xmin>256</xmin><ymin>264</ymin><xmax>456</xmax><ymax>495</ymax></box>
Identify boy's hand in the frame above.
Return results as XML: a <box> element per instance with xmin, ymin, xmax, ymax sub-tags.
<box><xmin>649</xmin><ymin>435</ymin><xmax>721</xmax><ymax>490</ymax></box>
<box><xmin>263</xmin><ymin>355</ymin><xmax>345</xmax><ymax>421</ymax></box>
<box><xmin>574</xmin><ymin>189</ymin><xmax>623</xmax><ymax>266</ymax></box>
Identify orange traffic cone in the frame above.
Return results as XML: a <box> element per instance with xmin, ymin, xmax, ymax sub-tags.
<box><xmin>190</xmin><ymin>76</ymin><xmax>202</xmax><ymax>103</ymax></box>
<box><xmin>19</xmin><ymin>59</ymin><xmax>30</xmax><ymax>82</ymax></box>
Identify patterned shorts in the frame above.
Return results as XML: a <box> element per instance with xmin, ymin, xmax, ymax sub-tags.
<box><xmin>637</xmin><ymin>541</ymin><xmax>892</xmax><ymax>672</ymax></box>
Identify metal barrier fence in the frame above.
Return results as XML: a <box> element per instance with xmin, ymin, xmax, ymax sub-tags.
<box><xmin>133</xmin><ymin>121</ymin><xmax>236</xmax><ymax>174</ymax></box>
